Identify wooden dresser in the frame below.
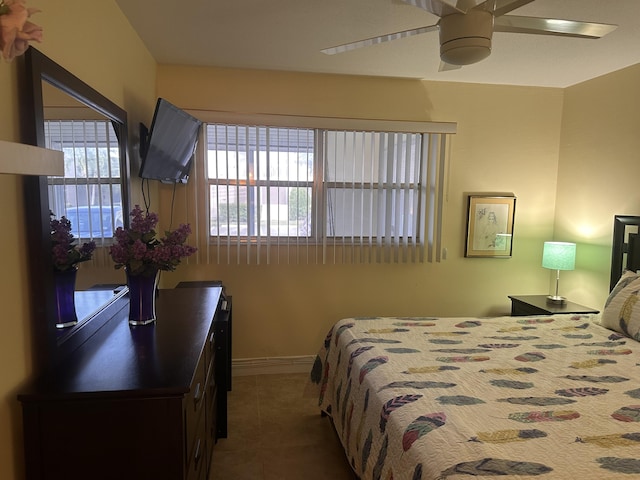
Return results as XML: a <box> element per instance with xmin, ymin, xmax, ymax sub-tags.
<box><xmin>19</xmin><ymin>286</ymin><xmax>230</xmax><ymax>480</ymax></box>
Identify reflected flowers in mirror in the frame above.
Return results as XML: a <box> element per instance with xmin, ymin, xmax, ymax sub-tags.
<box><xmin>51</xmin><ymin>212</ymin><xmax>96</xmax><ymax>272</ymax></box>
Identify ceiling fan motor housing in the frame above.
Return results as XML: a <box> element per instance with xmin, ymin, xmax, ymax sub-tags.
<box><xmin>439</xmin><ymin>10</ymin><xmax>493</xmax><ymax>66</ymax></box>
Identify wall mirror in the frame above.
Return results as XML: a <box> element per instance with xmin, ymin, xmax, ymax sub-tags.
<box><xmin>21</xmin><ymin>47</ymin><xmax>131</xmax><ymax>370</ymax></box>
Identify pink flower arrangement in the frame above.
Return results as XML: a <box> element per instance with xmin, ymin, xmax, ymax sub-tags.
<box><xmin>0</xmin><ymin>0</ymin><xmax>42</xmax><ymax>61</ymax></box>
<box><xmin>109</xmin><ymin>205</ymin><xmax>197</xmax><ymax>276</ymax></box>
<box><xmin>51</xmin><ymin>212</ymin><xmax>96</xmax><ymax>272</ymax></box>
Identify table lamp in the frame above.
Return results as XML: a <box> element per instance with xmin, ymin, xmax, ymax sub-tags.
<box><xmin>542</xmin><ymin>241</ymin><xmax>576</xmax><ymax>304</ymax></box>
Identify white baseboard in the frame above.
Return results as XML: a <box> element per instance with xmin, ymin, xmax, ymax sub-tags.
<box><xmin>232</xmin><ymin>355</ymin><xmax>316</xmax><ymax>376</ymax></box>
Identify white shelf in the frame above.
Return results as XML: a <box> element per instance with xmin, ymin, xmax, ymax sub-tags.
<box><xmin>0</xmin><ymin>140</ymin><xmax>64</xmax><ymax>176</ymax></box>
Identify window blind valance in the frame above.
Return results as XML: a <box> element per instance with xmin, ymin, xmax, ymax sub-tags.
<box><xmin>188</xmin><ymin>110</ymin><xmax>457</xmax><ymax>135</ymax></box>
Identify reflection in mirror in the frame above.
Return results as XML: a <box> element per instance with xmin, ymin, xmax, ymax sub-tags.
<box><xmin>21</xmin><ymin>47</ymin><xmax>131</xmax><ymax>370</ymax></box>
<box><xmin>42</xmin><ymin>81</ymin><xmax>125</xmax><ymax>253</ymax></box>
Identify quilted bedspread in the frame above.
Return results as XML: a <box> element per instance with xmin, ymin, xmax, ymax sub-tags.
<box><xmin>309</xmin><ymin>314</ymin><xmax>640</xmax><ymax>479</ymax></box>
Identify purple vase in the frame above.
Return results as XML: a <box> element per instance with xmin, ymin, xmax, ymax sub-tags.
<box><xmin>126</xmin><ymin>268</ymin><xmax>159</xmax><ymax>326</ymax></box>
<box><xmin>54</xmin><ymin>267</ymin><xmax>78</xmax><ymax>329</ymax></box>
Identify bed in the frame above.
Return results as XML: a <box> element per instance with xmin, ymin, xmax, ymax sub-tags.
<box><xmin>308</xmin><ymin>215</ymin><xmax>640</xmax><ymax>479</ymax></box>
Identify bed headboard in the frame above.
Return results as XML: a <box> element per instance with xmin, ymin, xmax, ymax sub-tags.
<box><xmin>610</xmin><ymin>215</ymin><xmax>640</xmax><ymax>290</ymax></box>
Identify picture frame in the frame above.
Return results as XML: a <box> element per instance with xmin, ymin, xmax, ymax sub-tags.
<box><xmin>465</xmin><ymin>195</ymin><xmax>516</xmax><ymax>258</ymax></box>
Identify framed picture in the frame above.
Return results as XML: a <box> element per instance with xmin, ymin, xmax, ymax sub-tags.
<box><xmin>465</xmin><ymin>195</ymin><xmax>516</xmax><ymax>258</ymax></box>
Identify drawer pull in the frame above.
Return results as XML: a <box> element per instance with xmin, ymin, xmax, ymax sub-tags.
<box><xmin>193</xmin><ymin>438</ymin><xmax>202</xmax><ymax>466</ymax></box>
<box><xmin>193</xmin><ymin>383</ymin><xmax>202</xmax><ymax>407</ymax></box>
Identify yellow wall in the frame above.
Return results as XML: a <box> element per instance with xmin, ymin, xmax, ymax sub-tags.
<box><xmin>556</xmin><ymin>63</ymin><xmax>640</xmax><ymax>308</ymax></box>
<box><xmin>0</xmin><ymin>1</ymin><xmax>156</xmax><ymax>478</ymax></box>
<box><xmin>0</xmin><ymin>67</ymin><xmax>32</xmax><ymax>480</ymax></box>
<box><xmin>157</xmin><ymin>66</ymin><xmax>565</xmax><ymax>358</ymax></box>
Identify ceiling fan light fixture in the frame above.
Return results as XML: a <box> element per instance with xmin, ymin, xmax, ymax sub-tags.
<box><xmin>439</xmin><ymin>10</ymin><xmax>493</xmax><ymax>66</ymax></box>
<box><xmin>440</xmin><ymin>37</ymin><xmax>491</xmax><ymax>65</ymax></box>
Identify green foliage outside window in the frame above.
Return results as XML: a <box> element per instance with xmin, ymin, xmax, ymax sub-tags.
<box><xmin>288</xmin><ymin>187</ymin><xmax>310</xmax><ymax>221</ymax></box>
<box><xmin>216</xmin><ymin>203</ymin><xmax>248</xmax><ymax>223</ymax></box>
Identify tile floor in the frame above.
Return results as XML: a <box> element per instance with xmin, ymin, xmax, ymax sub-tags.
<box><xmin>209</xmin><ymin>372</ymin><xmax>357</xmax><ymax>480</ymax></box>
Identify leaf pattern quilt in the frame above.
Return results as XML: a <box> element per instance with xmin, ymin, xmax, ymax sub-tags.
<box><xmin>309</xmin><ymin>314</ymin><xmax>640</xmax><ymax>479</ymax></box>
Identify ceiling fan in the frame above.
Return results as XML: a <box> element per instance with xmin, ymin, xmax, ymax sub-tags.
<box><xmin>321</xmin><ymin>0</ymin><xmax>617</xmax><ymax>71</ymax></box>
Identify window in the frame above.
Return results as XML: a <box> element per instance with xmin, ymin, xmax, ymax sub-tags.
<box><xmin>323</xmin><ymin>130</ymin><xmax>423</xmax><ymax>241</ymax></box>
<box><xmin>207</xmin><ymin>125</ymin><xmax>314</xmax><ymax>238</ymax></box>
<box><xmin>202</xmin><ymin>121</ymin><xmax>452</xmax><ymax>264</ymax></box>
<box><xmin>45</xmin><ymin>119</ymin><xmax>123</xmax><ymax>242</ymax></box>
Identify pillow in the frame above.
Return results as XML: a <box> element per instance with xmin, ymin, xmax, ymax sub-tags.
<box><xmin>601</xmin><ymin>270</ymin><xmax>640</xmax><ymax>340</ymax></box>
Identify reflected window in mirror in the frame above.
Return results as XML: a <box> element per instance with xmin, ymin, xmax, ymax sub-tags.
<box><xmin>45</xmin><ymin>119</ymin><xmax>124</xmax><ymax>242</ymax></box>
<box><xmin>42</xmin><ymin>81</ymin><xmax>124</xmax><ymax>243</ymax></box>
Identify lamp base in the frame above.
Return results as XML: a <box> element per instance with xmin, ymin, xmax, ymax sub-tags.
<box><xmin>547</xmin><ymin>295</ymin><xmax>566</xmax><ymax>305</ymax></box>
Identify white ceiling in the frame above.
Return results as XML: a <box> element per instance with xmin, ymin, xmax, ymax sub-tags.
<box><xmin>115</xmin><ymin>0</ymin><xmax>640</xmax><ymax>88</ymax></box>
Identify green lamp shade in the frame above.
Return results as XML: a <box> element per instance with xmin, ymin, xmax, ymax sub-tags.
<box><xmin>542</xmin><ymin>242</ymin><xmax>576</xmax><ymax>271</ymax></box>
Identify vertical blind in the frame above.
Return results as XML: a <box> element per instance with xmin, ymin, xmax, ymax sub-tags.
<box><xmin>323</xmin><ymin>130</ymin><xmax>424</xmax><ymax>263</ymax></box>
<box><xmin>206</xmin><ymin>125</ymin><xmax>316</xmax><ymax>264</ymax></box>
<box><xmin>185</xmin><ymin>121</ymin><xmax>452</xmax><ymax>265</ymax></box>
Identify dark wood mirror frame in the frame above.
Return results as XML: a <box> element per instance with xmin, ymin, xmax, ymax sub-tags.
<box><xmin>20</xmin><ymin>47</ymin><xmax>131</xmax><ymax>372</ymax></box>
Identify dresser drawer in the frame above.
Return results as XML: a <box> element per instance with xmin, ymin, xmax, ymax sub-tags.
<box><xmin>206</xmin><ymin>327</ymin><xmax>215</xmax><ymax>380</ymax></box>
<box><xmin>511</xmin><ymin>301</ymin><xmax>547</xmax><ymax>316</ymax></box>
<box><xmin>185</xmin><ymin>350</ymin><xmax>207</xmax><ymax>461</ymax></box>
<box><xmin>206</xmin><ymin>374</ymin><xmax>218</xmax><ymax>445</ymax></box>
<box><xmin>186</xmin><ymin>410</ymin><xmax>208</xmax><ymax>480</ymax></box>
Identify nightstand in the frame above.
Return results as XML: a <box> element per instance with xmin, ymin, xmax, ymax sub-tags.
<box><xmin>508</xmin><ymin>295</ymin><xmax>600</xmax><ymax>316</ymax></box>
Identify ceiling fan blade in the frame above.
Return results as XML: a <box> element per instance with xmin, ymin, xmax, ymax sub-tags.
<box><xmin>494</xmin><ymin>15</ymin><xmax>618</xmax><ymax>38</ymax></box>
<box><xmin>474</xmin><ymin>0</ymin><xmax>535</xmax><ymax>17</ymax></box>
<box><xmin>439</xmin><ymin>61</ymin><xmax>462</xmax><ymax>72</ymax></box>
<box><xmin>321</xmin><ymin>24</ymin><xmax>438</xmax><ymax>55</ymax></box>
<box><xmin>401</xmin><ymin>0</ymin><xmax>463</xmax><ymax>17</ymax></box>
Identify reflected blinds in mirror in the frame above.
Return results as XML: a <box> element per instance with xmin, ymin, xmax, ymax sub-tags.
<box><xmin>45</xmin><ymin>119</ymin><xmax>123</xmax><ymax>251</ymax></box>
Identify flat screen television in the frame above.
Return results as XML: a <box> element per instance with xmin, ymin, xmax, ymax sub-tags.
<box><xmin>139</xmin><ymin>98</ymin><xmax>202</xmax><ymax>184</ymax></box>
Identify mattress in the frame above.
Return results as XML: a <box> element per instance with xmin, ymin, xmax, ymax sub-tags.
<box><xmin>309</xmin><ymin>313</ymin><xmax>640</xmax><ymax>479</ymax></box>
